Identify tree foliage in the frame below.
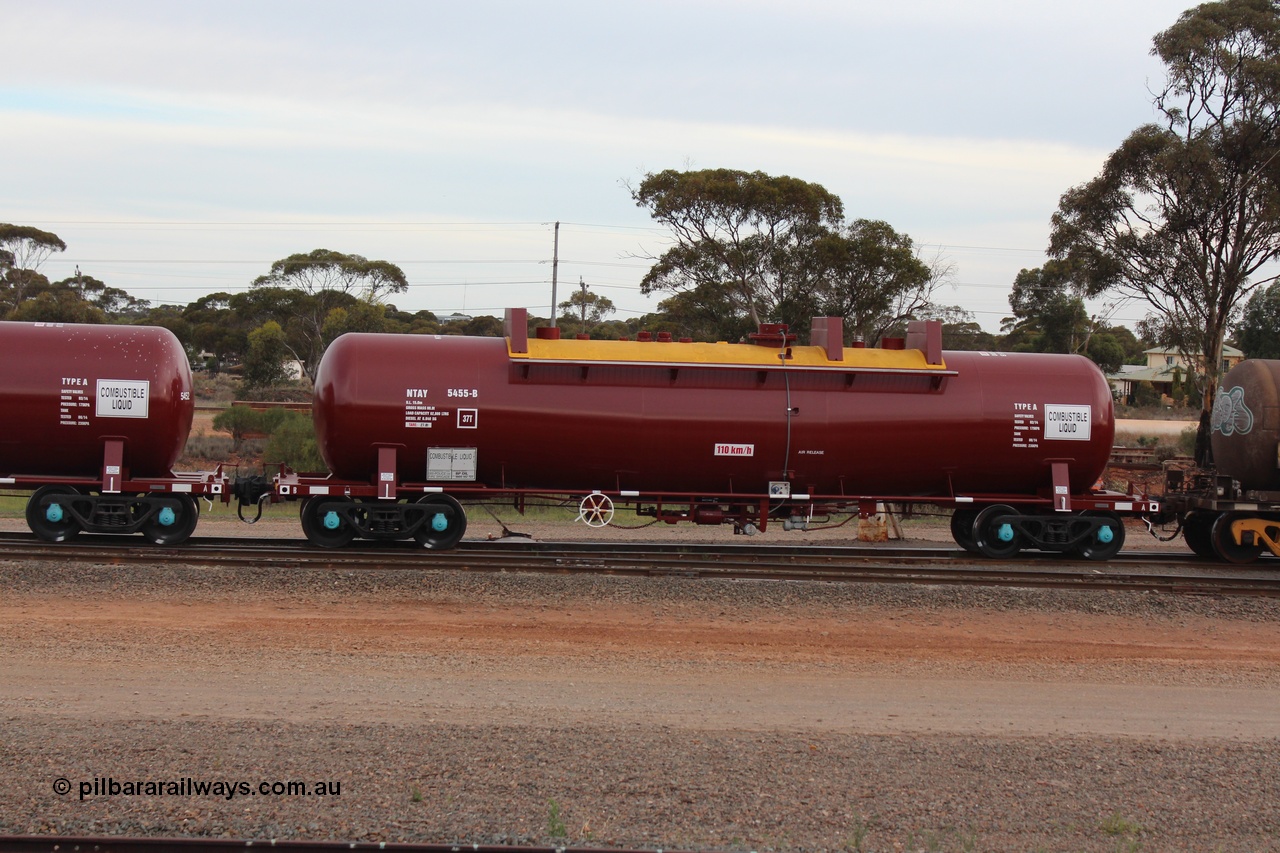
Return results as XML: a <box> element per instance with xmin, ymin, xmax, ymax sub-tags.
<box><xmin>1048</xmin><ymin>0</ymin><xmax>1280</xmax><ymax>461</ymax></box>
<box><xmin>1235</xmin><ymin>280</ymin><xmax>1280</xmax><ymax>356</ymax></box>
<box><xmin>241</xmin><ymin>321</ymin><xmax>294</xmax><ymax>390</ymax></box>
<box><xmin>632</xmin><ymin>169</ymin><xmax>844</xmax><ymax>329</ymax></box>
<box><xmin>0</xmin><ymin>223</ymin><xmax>66</xmax><ymax>271</ymax></box>
<box><xmin>558</xmin><ymin>285</ymin><xmax>616</xmax><ymax>329</ymax></box>
<box><xmin>632</xmin><ymin>169</ymin><xmax>953</xmax><ymax>345</ymax></box>
<box><xmin>806</xmin><ymin>219</ymin><xmax>939</xmax><ymax>343</ymax></box>
<box><xmin>1003</xmin><ymin>262</ymin><xmax>1093</xmax><ymax>353</ymax></box>
<box><xmin>249</xmin><ymin>249</ymin><xmax>408</xmax><ymax>380</ymax></box>
<box><xmin>0</xmin><ymin>224</ymin><xmax>68</xmax><ymax>315</ymax></box>
<box><xmin>264</xmin><ymin>410</ymin><xmax>327</xmax><ymax>473</ymax></box>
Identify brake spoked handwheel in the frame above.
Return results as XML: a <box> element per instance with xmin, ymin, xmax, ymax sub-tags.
<box><xmin>577</xmin><ymin>493</ymin><xmax>614</xmax><ymax>528</ymax></box>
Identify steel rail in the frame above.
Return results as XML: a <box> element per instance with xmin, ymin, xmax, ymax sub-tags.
<box><xmin>0</xmin><ymin>834</ymin><xmax>670</xmax><ymax>853</ymax></box>
<box><xmin>0</xmin><ymin>530</ymin><xmax>1230</xmax><ymax>563</ymax></box>
<box><xmin>0</xmin><ymin>533</ymin><xmax>1275</xmax><ymax>596</ymax></box>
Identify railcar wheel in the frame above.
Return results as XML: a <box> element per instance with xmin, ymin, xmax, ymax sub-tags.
<box><xmin>949</xmin><ymin>508</ymin><xmax>980</xmax><ymax>553</ymax></box>
<box><xmin>1074</xmin><ymin>511</ymin><xmax>1125</xmax><ymax>561</ymax></box>
<box><xmin>577</xmin><ymin>493</ymin><xmax>614</xmax><ymax>528</ymax></box>
<box><xmin>1211</xmin><ymin>513</ymin><xmax>1265</xmax><ymax>564</ymax></box>
<box><xmin>972</xmin><ymin>504</ymin><xmax>1023</xmax><ymax>559</ymax></box>
<box><xmin>26</xmin><ymin>486</ymin><xmax>82</xmax><ymax>543</ymax></box>
<box><xmin>412</xmin><ymin>495</ymin><xmax>467</xmax><ymax>550</ymax></box>
<box><xmin>141</xmin><ymin>494</ymin><xmax>200</xmax><ymax>545</ymax></box>
<box><xmin>300</xmin><ymin>496</ymin><xmax>356</xmax><ymax>548</ymax></box>
<box><xmin>1182</xmin><ymin>512</ymin><xmax>1218</xmax><ymax>559</ymax></box>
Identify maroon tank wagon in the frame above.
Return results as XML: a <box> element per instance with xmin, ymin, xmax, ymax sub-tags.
<box><xmin>0</xmin><ymin>322</ymin><xmax>226</xmax><ymax>544</ymax></box>
<box><xmin>272</xmin><ymin>309</ymin><xmax>1157</xmax><ymax>557</ymax></box>
<box><xmin>1160</xmin><ymin>358</ymin><xmax>1280</xmax><ymax>562</ymax></box>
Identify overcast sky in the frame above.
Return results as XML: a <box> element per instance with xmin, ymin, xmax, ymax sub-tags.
<box><xmin>3</xmin><ymin>0</ymin><xmax>1199</xmax><ymax>331</ymax></box>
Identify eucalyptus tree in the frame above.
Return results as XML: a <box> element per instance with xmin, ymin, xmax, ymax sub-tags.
<box><xmin>247</xmin><ymin>249</ymin><xmax>408</xmax><ymax>381</ymax></box>
<box><xmin>0</xmin><ymin>224</ymin><xmax>66</xmax><ymax>312</ymax></box>
<box><xmin>1235</xmin><ymin>280</ymin><xmax>1280</xmax><ymax>357</ymax></box>
<box><xmin>0</xmin><ymin>223</ymin><xmax>65</xmax><ymax>272</ymax></box>
<box><xmin>631</xmin><ymin>168</ymin><xmax>844</xmax><ymax>333</ymax></box>
<box><xmin>805</xmin><ymin>218</ymin><xmax>939</xmax><ymax>344</ymax></box>
<box><xmin>1048</xmin><ymin>0</ymin><xmax>1280</xmax><ymax>461</ymax></box>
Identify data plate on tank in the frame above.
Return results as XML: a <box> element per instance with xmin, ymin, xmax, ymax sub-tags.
<box><xmin>427</xmin><ymin>447</ymin><xmax>477</xmax><ymax>481</ymax></box>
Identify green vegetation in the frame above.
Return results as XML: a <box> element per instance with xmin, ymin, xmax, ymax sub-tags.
<box><xmin>196</xmin><ymin>406</ymin><xmax>326</xmax><ymax>473</ymax></box>
<box><xmin>546</xmin><ymin>798</ymin><xmax>567</xmax><ymax>839</ymax></box>
<box><xmin>1100</xmin><ymin>811</ymin><xmax>1146</xmax><ymax>851</ymax></box>
<box><xmin>0</xmin><ymin>493</ymin><xmax>28</xmax><ymax>518</ymax></box>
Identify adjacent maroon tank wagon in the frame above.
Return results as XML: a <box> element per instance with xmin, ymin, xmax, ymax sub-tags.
<box><xmin>0</xmin><ymin>322</ymin><xmax>224</xmax><ymax>544</ymax></box>
<box><xmin>1160</xmin><ymin>358</ymin><xmax>1280</xmax><ymax>563</ymax></box>
<box><xmin>281</xmin><ymin>309</ymin><xmax>1156</xmax><ymax>556</ymax></box>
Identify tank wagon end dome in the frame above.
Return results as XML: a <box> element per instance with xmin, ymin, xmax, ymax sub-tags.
<box><xmin>0</xmin><ymin>322</ymin><xmax>194</xmax><ymax>479</ymax></box>
<box><xmin>1212</xmin><ymin>359</ymin><xmax>1280</xmax><ymax>492</ymax></box>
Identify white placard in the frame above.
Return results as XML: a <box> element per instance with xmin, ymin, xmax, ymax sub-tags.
<box><xmin>714</xmin><ymin>443</ymin><xmax>755</xmax><ymax>457</ymax></box>
<box><xmin>96</xmin><ymin>379</ymin><xmax>149</xmax><ymax>418</ymax></box>
<box><xmin>427</xmin><ymin>447</ymin><xmax>478</xmax><ymax>481</ymax></box>
<box><xmin>1044</xmin><ymin>404</ymin><xmax>1091</xmax><ymax>440</ymax></box>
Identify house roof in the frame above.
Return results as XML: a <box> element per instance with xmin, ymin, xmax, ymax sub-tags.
<box><xmin>1142</xmin><ymin>344</ymin><xmax>1244</xmax><ymax>357</ymax></box>
<box><xmin>1109</xmin><ymin>365</ymin><xmax>1180</xmax><ymax>383</ymax></box>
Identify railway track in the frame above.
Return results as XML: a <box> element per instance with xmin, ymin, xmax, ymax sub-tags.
<box><xmin>0</xmin><ymin>835</ymin><xmax>661</xmax><ymax>853</ymax></box>
<box><xmin>0</xmin><ymin>532</ymin><xmax>1276</xmax><ymax>596</ymax></box>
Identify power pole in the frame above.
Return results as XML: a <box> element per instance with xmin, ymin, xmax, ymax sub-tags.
<box><xmin>550</xmin><ymin>221</ymin><xmax>560</xmax><ymax>328</ymax></box>
<box><xmin>579</xmin><ymin>276</ymin><xmax>587</xmax><ymax>325</ymax></box>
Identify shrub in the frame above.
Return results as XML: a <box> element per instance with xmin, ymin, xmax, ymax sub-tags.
<box><xmin>263</xmin><ymin>410</ymin><xmax>327</xmax><ymax>473</ymax></box>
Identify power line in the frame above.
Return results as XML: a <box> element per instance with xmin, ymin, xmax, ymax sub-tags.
<box><xmin>21</xmin><ymin>218</ymin><xmax>1047</xmax><ymax>254</ymax></box>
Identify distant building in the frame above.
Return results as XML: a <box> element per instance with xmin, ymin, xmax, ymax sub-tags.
<box><xmin>441</xmin><ymin>312</ymin><xmax>473</xmax><ymax>324</ymax></box>
<box><xmin>1107</xmin><ymin>345</ymin><xmax>1243</xmax><ymax>403</ymax></box>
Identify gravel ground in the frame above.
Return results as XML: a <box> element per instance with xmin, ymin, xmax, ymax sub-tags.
<box><xmin>6</xmin><ymin>717</ymin><xmax>1280</xmax><ymax>852</ymax></box>
<box><xmin>2</xmin><ymin>517</ymin><xmax>1279</xmax><ymax>852</ymax></box>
